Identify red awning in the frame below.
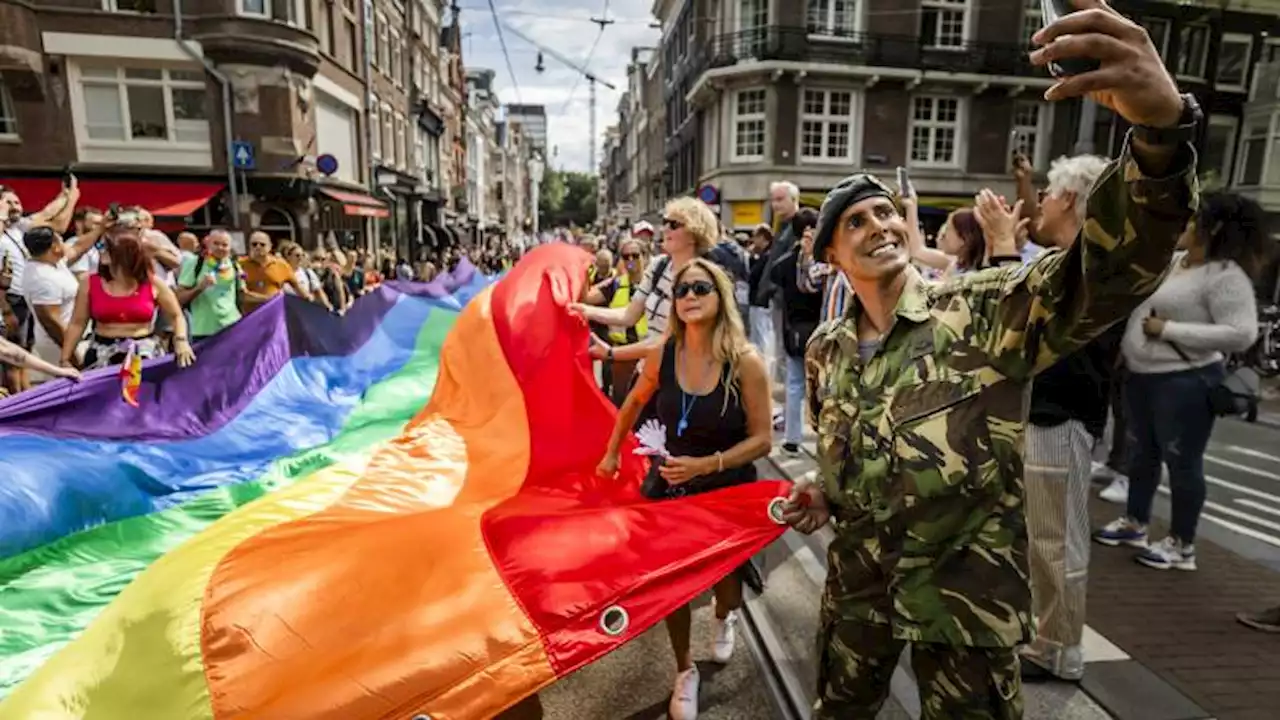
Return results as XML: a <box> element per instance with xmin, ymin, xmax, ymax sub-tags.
<box><xmin>0</xmin><ymin>178</ymin><xmax>224</xmax><ymax>218</ymax></box>
<box><xmin>318</xmin><ymin>187</ymin><xmax>390</xmax><ymax>219</ymax></box>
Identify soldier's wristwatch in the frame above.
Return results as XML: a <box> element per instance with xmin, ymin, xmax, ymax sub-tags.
<box><xmin>1131</xmin><ymin>94</ymin><xmax>1203</xmax><ymax>147</ymax></box>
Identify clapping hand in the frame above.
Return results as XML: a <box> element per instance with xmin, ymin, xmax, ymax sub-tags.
<box><xmin>973</xmin><ymin>190</ymin><xmax>1026</xmax><ymax>261</ymax></box>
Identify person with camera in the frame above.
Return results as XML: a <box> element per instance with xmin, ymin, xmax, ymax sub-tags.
<box><xmin>778</xmin><ymin>2</ymin><xmax>1203</xmax><ymax>715</ymax></box>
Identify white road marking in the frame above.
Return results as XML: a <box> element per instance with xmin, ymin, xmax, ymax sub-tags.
<box><xmin>1234</xmin><ymin>497</ymin><xmax>1280</xmax><ymax>519</ymax></box>
<box><xmin>1205</xmin><ymin>454</ymin><xmax>1280</xmax><ymax>482</ymax></box>
<box><xmin>1222</xmin><ymin>444</ymin><xmax>1280</xmax><ymax>466</ymax></box>
<box><xmin>1158</xmin><ymin>485</ymin><xmax>1280</xmax><ymax>545</ymax></box>
<box><xmin>1206</xmin><ymin>473</ymin><xmax>1280</xmax><ymax>505</ymax></box>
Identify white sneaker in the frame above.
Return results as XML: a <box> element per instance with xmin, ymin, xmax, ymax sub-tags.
<box><xmin>1099</xmin><ymin>476</ymin><xmax>1129</xmax><ymax>504</ymax></box>
<box><xmin>1136</xmin><ymin>536</ymin><xmax>1197</xmax><ymax>571</ymax></box>
<box><xmin>669</xmin><ymin>666</ymin><xmax>700</xmax><ymax>720</ymax></box>
<box><xmin>711</xmin><ymin>612</ymin><xmax>737</xmax><ymax>663</ymax></box>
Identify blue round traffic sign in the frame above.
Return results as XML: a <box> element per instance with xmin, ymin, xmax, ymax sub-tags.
<box><xmin>316</xmin><ymin>153</ymin><xmax>339</xmax><ymax>176</ymax></box>
<box><xmin>697</xmin><ymin>184</ymin><xmax>718</xmax><ymax>204</ymax></box>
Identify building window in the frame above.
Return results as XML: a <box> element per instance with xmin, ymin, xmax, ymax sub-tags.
<box><xmin>1202</xmin><ymin>115</ymin><xmax>1238</xmax><ymax>187</ymax></box>
<box><xmin>1237</xmin><ymin>116</ymin><xmax>1269</xmax><ymax>186</ymax></box>
<box><xmin>376</xmin><ymin>14</ymin><xmax>388</xmax><ymax>70</ymax></box>
<box><xmin>237</xmin><ymin>0</ymin><xmax>307</xmax><ymax>26</ymax></box>
<box><xmin>909</xmin><ymin>95</ymin><xmax>962</xmax><ymax>168</ymax></box>
<box><xmin>800</xmin><ymin>88</ymin><xmax>857</xmax><ymax>163</ymax></box>
<box><xmin>1216</xmin><ymin>34</ymin><xmax>1253</xmax><ymax>91</ymax></box>
<box><xmin>0</xmin><ymin>82</ymin><xmax>16</xmax><ymax>139</ymax></box>
<box><xmin>1020</xmin><ymin>0</ymin><xmax>1040</xmax><ymax>47</ymax></box>
<box><xmin>382</xmin><ymin>105</ymin><xmax>394</xmax><ymax>167</ymax></box>
<box><xmin>390</xmin><ymin>30</ymin><xmax>404</xmax><ymax>87</ymax></box>
<box><xmin>1264</xmin><ymin>39</ymin><xmax>1280</xmax><ymax>64</ymax></box>
<box><xmin>104</xmin><ymin>0</ymin><xmax>157</xmax><ymax>11</ymax></box>
<box><xmin>1141</xmin><ymin>17</ymin><xmax>1171</xmax><ymax>60</ymax></box>
<box><xmin>342</xmin><ymin>1</ymin><xmax>359</xmax><ymax>72</ymax></box>
<box><xmin>737</xmin><ymin>0</ymin><xmax>769</xmax><ymax>55</ymax></box>
<box><xmin>415</xmin><ymin>127</ymin><xmax>426</xmax><ymax>179</ymax></box>
<box><xmin>77</xmin><ymin>65</ymin><xmax>208</xmax><ymax>145</ymax></box>
<box><xmin>317</xmin><ymin>1</ymin><xmax>333</xmax><ymax>55</ymax></box>
<box><xmin>369</xmin><ymin>103</ymin><xmax>381</xmax><ymax>159</ymax></box>
<box><xmin>1009</xmin><ymin>100</ymin><xmax>1050</xmax><ymax>170</ymax></box>
<box><xmin>1177</xmin><ymin>24</ymin><xmax>1210</xmax><ymax>79</ymax></box>
<box><xmin>920</xmin><ymin>0</ymin><xmax>968</xmax><ymax>49</ymax></box>
<box><xmin>395</xmin><ymin>112</ymin><xmax>407</xmax><ymax>169</ymax></box>
<box><xmin>730</xmin><ymin>88</ymin><xmax>766</xmax><ymax>162</ymax></box>
<box><xmin>806</xmin><ymin>0</ymin><xmax>860</xmax><ymax>38</ymax></box>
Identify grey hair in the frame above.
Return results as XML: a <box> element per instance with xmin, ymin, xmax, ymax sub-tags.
<box><xmin>769</xmin><ymin>181</ymin><xmax>799</xmax><ymax>201</ymax></box>
<box><xmin>1046</xmin><ymin>154</ymin><xmax>1109</xmax><ymax>224</ymax></box>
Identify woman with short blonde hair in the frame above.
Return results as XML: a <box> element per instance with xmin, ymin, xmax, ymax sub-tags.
<box><xmin>570</xmin><ymin>197</ymin><xmax>720</xmax><ymax>369</ymax></box>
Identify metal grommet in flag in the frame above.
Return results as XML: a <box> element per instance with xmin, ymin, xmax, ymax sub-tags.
<box><xmin>768</xmin><ymin>496</ymin><xmax>789</xmax><ymax>525</ymax></box>
<box><xmin>412</xmin><ymin>715</ymin><xmax>431</xmax><ymax>720</ymax></box>
<box><xmin>599</xmin><ymin>605</ymin><xmax>630</xmax><ymax>637</ymax></box>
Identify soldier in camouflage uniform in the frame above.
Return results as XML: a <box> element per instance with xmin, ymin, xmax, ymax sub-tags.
<box><xmin>778</xmin><ymin>2</ymin><xmax>1202</xmax><ymax>717</ymax></box>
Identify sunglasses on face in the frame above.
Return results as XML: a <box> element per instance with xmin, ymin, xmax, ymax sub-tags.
<box><xmin>621</xmin><ymin>252</ymin><xmax>641</xmax><ymax>260</ymax></box>
<box><xmin>674</xmin><ymin>279</ymin><xmax>716</xmax><ymax>299</ymax></box>
<box><xmin>663</xmin><ymin>218</ymin><xmax>684</xmax><ymax>231</ymax></box>
<box><xmin>250</xmin><ymin>242</ymin><xmax>269</xmax><ymax>248</ymax></box>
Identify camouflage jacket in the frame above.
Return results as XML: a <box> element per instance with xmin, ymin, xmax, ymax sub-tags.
<box><xmin>805</xmin><ymin>142</ymin><xmax>1198</xmax><ymax>648</ymax></box>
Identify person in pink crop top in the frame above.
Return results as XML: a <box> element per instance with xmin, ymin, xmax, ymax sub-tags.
<box><xmin>60</xmin><ymin>229</ymin><xmax>194</xmax><ymax>372</ymax></box>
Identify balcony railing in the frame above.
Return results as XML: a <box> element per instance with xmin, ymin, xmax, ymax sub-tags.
<box><xmin>692</xmin><ymin>27</ymin><xmax>1044</xmax><ymax>80</ymax></box>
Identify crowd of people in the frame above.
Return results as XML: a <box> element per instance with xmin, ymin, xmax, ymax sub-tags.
<box><xmin>0</xmin><ymin>177</ymin><xmax>521</xmax><ymax>398</ymax></box>
<box><xmin>7</xmin><ymin>7</ymin><xmax>1280</xmax><ymax>720</ymax></box>
<box><xmin>523</xmin><ymin>8</ymin><xmax>1280</xmax><ymax>720</ymax></box>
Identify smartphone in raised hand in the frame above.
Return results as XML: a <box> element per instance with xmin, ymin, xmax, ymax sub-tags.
<box><xmin>1040</xmin><ymin>0</ymin><xmax>1102</xmax><ymax>77</ymax></box>
<box><xmin>896</xmin><ymin>166</ymin><xmax>916</xmax><ymax>200</ymax></box>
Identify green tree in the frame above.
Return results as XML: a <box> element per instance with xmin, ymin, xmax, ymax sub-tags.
<box><xmin>540</xmin><ymin>170</ymin><xmax>598</xmax><ymax>227</ymax></box>
<box><xmin>539</xmin><ymin>168</ymin><xmax>566</xmax><ymax>220</ymax></box>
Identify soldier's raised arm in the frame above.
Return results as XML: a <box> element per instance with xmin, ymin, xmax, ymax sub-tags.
<box><xmin>966</xmin><ymin>2</ymin><xmax>1200</xmax><ymax>381</ymax></box>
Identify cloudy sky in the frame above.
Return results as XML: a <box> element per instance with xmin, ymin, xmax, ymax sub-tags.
<box><xmin>456</xmin><ymin>0</ymin><xmax>660</xmax><ymax>174</ymax></box>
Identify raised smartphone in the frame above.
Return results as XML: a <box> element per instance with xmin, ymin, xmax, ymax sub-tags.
<box><xmin>1041</xmin><ymin>0</ymin><xmax>1102</xmax><ymax>77</ymax></box>
<box><xmin>896</xmin><ymin>166</ymin><xmax>915</xmax><ymax>199</ymax></box>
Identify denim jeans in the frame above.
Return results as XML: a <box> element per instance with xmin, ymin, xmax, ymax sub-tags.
<box><xmin>749</xmin><ymin>305</ymin><xmax>776</xmax><ymax>380</ymax></box>
<box><xmin>784</xmin><ymin>354</ymin><xmax>806</xmax><ymax>446</ymax></box>
<box><xmin>1105</xmin><ymin>365</ymin><xmax>1129</xmax><ymax>473</ymax></box>
<box><xmin>1124</xmin><ymin>362</ymin><xmax>1225</xmax><ymax>543</ymax></box>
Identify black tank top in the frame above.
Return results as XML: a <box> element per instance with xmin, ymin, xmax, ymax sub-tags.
<box><xmin>652</xmin><ymin>339</ymin><xmax>757</xmax><ymax>492</ymax></box>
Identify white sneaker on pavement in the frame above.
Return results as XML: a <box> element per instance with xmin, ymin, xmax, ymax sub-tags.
<box><xmin>1099</xmin><ymin>476</ymin><xmax>1129</xmax><ymax>504</ymax></box>
<box><xmin>669</xmin><ymin>666</ymin><xmax>700</xmax><ymax>720</ymax></box>
<box><xmin>711</xmin><ymin>612</ymin><xmax>737</xmax><ymax>663</ymax></box>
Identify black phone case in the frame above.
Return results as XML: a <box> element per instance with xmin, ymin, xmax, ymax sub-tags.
<box><xmin>1042</xmin><ymin>0</ymin><xmax>1102</xmax><ymax>77</ymax></box>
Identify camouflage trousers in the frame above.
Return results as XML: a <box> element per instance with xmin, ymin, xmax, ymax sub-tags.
<box><xmin>814</xmin><ymin>619</ymin><xmax>1023</xmax><ymax>720</ymax></box>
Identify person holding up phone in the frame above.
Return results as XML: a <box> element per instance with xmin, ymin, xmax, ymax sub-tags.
<box><xmin>779</xmin><ymin>2</ymin><xmax>1202</xmax><ymax>716</ymax></box>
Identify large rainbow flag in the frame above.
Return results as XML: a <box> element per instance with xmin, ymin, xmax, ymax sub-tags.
<box><xmin>0</xmin><ymin>244</ymin><xmax>788</xmax><ymax>719</ymax></box>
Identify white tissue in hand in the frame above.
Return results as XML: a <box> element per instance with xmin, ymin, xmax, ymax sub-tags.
<box><xmin>633</xmin><ymin>419</ymin><xmax>669</xmax><ymax>457</ymax></box>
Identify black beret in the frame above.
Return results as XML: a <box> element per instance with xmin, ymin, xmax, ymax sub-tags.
<box><xmin>813</xmin><ymin>173</ymin><xmax>895</xmax><ymax>260</ymax></box>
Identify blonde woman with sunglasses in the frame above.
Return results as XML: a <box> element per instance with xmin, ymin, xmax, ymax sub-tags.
<box><xmin>595</xmin><ymin>258</ymin><xmax>773</xmax><ymax>720</ymax></box>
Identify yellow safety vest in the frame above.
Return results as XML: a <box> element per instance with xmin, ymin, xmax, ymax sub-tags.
<box><xmin>608</xmin><ymin>275</ymin><xmax>646</xmax><ymax>344</ymax></box>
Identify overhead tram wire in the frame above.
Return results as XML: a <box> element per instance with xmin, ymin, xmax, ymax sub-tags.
<box><xmin>562</xmin><ymin>1</ymin><xmax>615</xmax><ymax>115</ymax></box>
<box><xmin>560</xmin><ymin>29</ymin><xmax>604</xmax><ymax>114</ymax></box>
<box><xmin>487</xmin><ymin>0</ymin><xmax>522</xmax><ymax>105</ymax></box>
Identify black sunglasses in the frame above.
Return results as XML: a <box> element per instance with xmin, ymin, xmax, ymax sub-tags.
<box><xmin>621</xmin><ymin>252</ymin><xmax>641</xmax><ymax>260</ymax></box>
<box><xmin>674</xmin><ymin>279</ymin><xmax>716</xmax><ymax>299</ymax></box>
<box><xmin>662</xmin><ymin>218</ymin><xmax>684</xmax><ymax>230</ymax></box>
